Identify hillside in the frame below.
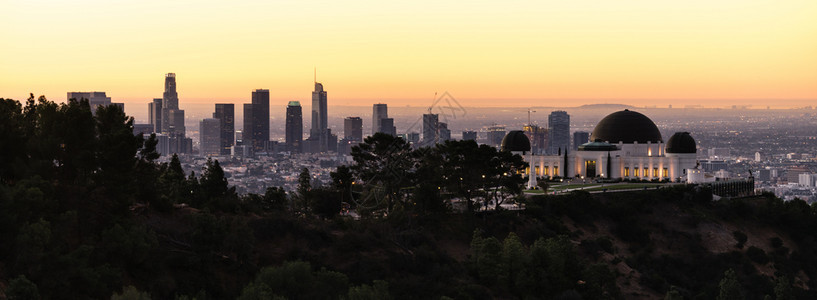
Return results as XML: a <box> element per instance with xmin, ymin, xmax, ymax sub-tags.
<box><xmin>84</xmin><ymin>187</ymin><xmax>816</xmax><ymax>299</ymax></box>
<box><xmin>3</xmin><ymin>96</ymin><xmax>816</xmax><ymax>299</ymax></box>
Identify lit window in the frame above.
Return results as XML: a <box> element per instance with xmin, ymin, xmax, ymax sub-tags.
<box><xmin>662</xmin><ymin>168</ymin><xmax>668</xmax><ymax>178</ymax></box>
<box><xmin>634</xmin><ymin>168</ymin><xmax>639</xmax><ymax>177</ymax></box>
<box><xmin>624</xmin><ymin>167</ymin><xmax>630</xmax><ymax>177</ymax></box>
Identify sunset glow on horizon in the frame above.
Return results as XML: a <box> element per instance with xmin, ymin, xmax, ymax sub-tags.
<box><xmin>2</xmin><ymin>0</ymin><xmax>816</xmax><ymax>108</ymax></box>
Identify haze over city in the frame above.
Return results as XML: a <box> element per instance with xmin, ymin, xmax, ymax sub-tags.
<box><xmin>2</xmin><ymin>0</ymin><xmax>816</xmax><ymax>108</ymax></box>
<box><xmin>7</xmin><ymin>1</ymin><xmax>817</xmax><ymax>299</ymax></box>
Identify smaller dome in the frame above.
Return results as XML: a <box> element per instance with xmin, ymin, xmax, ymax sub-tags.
<box><xmin>501</xmin><ymin>131</ymin><xmax>531</xmax><ymax>152</ymax></box>
<box><xmin>666</xmin><ymin>132</ymin><xmax>696</xmax><ymax>153</ymax></box>
<box><xmin>578</xmin><ymin>140</ymin><xmax>619</xmax><ymax>151</ymax></box>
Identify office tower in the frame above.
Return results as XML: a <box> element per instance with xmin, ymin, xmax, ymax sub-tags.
<box><xmin>523</xmin><ymin>125</ymin><xmax>548</xmax><ymax>154</ymax></box>
<box><xmin>372</xmin><ymin>103</ymin><xmax>388</xmax><ymax>135</ymax></box>
<box><xmin>67</xmin><ymin>92</ymin><xmax>113</xmax><ymax>114</ymax></box>
<box><xmin>380</xmin><ymin>118</ymin><xmax>396</xmax><ymax>136</ymax></box>
<box><xmin>148</xmin><ymin>98</ymin><xmax>162</xmax><ymax>133</ymax></box>
<box><xmin>250</xmin><ymin>89</ymin><xmax>270</xmax><ymax>153</ymax></box>
<box><xmin>286</xmin><ymin>101</ymin><xmax>303</xmax><ymax>153</ymax></box>
<box><xmin>243</xmin><ymin>103</ymin><xmax>254</xmax><ymax>153</ymax></box>
<box><xmin>462</xmin><ymin>131</ymin><xmax>477</xmax><ymax>141</ymax></box>
<box><xmin>573</xmin><ymin>131</ymin><xmax>589</xmax><ymax>150</ymax></box>
<box><xmin>422</xmin><ymin>114</ymin><xmax>439</xmax><ymax>146</ymax></box>
<box><xmin>169</xmin><ymin>109</ymin><xmax>186</xmax><ymax>135</ymax></box>
<box><xmin>308</xmin><ymin>81</ymin><xmax>330</xmax><ymax>152</ymax></box>
<box><xmin>199</xmin><ymin>118</ymin><xmax>221</xmax><ymax>157</ymax></box>
<box><xmin>133</xmin><ymin>124</ymin><xmax>154</xmax><ymax>135</ymax></box>
<box><xmin>439</xmin><ymin>122</ymin><xmax>451</xmax><ymax>141</ymax></box>
<box><xmin>344</xmin><ymin>117</ymin><xmax>363</xmax><ymax>142</ymax></box>
<box><xmin>487</xmin><ymin>125</ymin><xmax>506</xmax><ymax>147</ymax></box>
<box><xmin>547</xmin><ymin>111</ymin><xmax>570</xmax><ymax>154</ymax></box>
<box><xmin>327</xmin><ymin>130</ymin><xmax>338</xmax><ymax>152</ymax></box>
<box><xmin>310</xmin><ymin>82</ymin><xmax>328</xmax><ymax>138</ymax></box>
<box><xmin>213</xmin><ymin>104</ymin><xmax>235</xmax><ymax>155</ymax></box>
<box><xmin>161</xmin><ymin>73</ymin><xmax>179</xmax><ymax>133</ymax></box>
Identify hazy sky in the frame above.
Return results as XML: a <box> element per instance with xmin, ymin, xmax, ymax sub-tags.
<box><xmin>2</xmin><ymin>0</ymin><xmax>816</xmax><ymax>108</ymax></box>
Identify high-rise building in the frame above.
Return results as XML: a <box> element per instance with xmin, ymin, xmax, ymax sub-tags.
<box><xmin>439</xmin><ymin>122</ymin><xmax>451</xmax><ymax>141</ymax></box>
<box><xmin>523</xmin><ymin>125</ymin><xmax>548</xmax><ymax>154</ymax></box>
<box><xmin>243</xmin><ymin>103</ymin><xmax>254</xmax><ymax>153</ymax></box>
<box><xmin>161</xmin><ymin>73</ymin><xmax>179</xmax><ymax>133</ymax></box>
<box><xmin>487</xmin><ymin>125</ymin><xmax>506</xmax><ymax>147</ymax></box>
<box><xmin>199</xmin><ymin>118</ymin><xmax>221</xmax><ymax>157</ymax></box>
<box><xmin>148</xmin><ymin>98</ymin><xmax>162</xmax><ymax>133</ymax></box>
<box><xmin>250</xmin><ymin>89</ymin><xmax>270</xmax><ymax>153</ymax></box>
<box><xmin>213</xmin><ymin>104</ymin><xmax>235</xmax><ymax>155</ymax></box>
<box><xmin>67</xmin><ymin>92</ymin><xmax>117</xmax><ymax>114</ymax></box>
<box><xmin>573</xmin><ymin>131</ymin><xmax>589</xmax><ymax>150</ymax></box>
<box><xmin>422</xmin><ymin>114</ymin><xmax>439</xmax><ymax>146</ymax></box>
<box><xmin>133</xmin><ymin>124</ymin><xmax>154</xmax><ymax>135</ymax></box>
<box><xmin>308</xmin><ymin>82</ymin><xmax>331</xmax><ymax>152</ymax></box>
<box><xmin>462</xmin><ymin>131</ymin><xmax>477</xmax><ymax>141</ymax></box>
<box><xmin>380</xmin><ymin>118</ymin><xmax>396</xmax><ymax>136</ymax></box>
<box><xmin>547</xmin><ymin>111</ymin><xmax>570</xmax><ymax>154</ymax></box>
<box><xmin>372</xmin><ymin>103</ymin><xmax>388</xmax><ymax>135</ymax></box>
<box><xmin>344</xmin><ymin>117</ymin><xmax>363</xmax><ymax>142</ymax></box>
<box><xmin>286</xmin><ymin>101</ymin><xmax>303</xmax><ymax>153</ymax></box>
<box><xmin>310</xmin><ymin>83</ymin><xmax>328</xmax><ymax>138</ymax></box>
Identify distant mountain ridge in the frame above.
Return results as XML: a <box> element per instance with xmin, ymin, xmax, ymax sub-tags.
<box><xmin>576</xmin><ymin>103</ymin><xmax>636</xmax><ymax>109</ymax></box>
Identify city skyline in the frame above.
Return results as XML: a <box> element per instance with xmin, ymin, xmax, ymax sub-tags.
<box><xmin>2</xmin><ymin>1</ymin><xmax>816</xmax><ymax>108</ymax></box>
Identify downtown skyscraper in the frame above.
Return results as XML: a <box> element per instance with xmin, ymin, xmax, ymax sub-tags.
<box><xmin>286</xmin><ymin>101</ymin><xmax>303</xmax><ymax>153</ymax></box>
<box><xmin>306</xmin><ymin>81</ymin><xmax>335</xmax><ymax>152</ymax></box>
<box><xmin>161</xmin><ymin>73</ymin><xmax>180</xmax><ymax>134</ymax></box>
<box><xmin>372</xmin><ymin>103</ymin><xmax>388</xmax><ymax>135</ymax></box>
<box><xmin>422</xmin><ymin>113</ymin><xmax>439</xmax><ymax>146</ymax></box>
<box><xmin>547</xmin><ymin>110</ymin><xmax>570</xmax><ymax>155</ymax></box>
<box><xmin>148</xmin><ymin>98</ymin><xmax>162</xmax><ymax>133</ymax></box>
<box><xmin>244</xmin><ymin>89</ymin><xmax>270</xmax><ymax>153</ymax></box>
<box><xmin>310</xmin><ymin>83</ymin><xmax>328</xmax><ymax>137</ymax></box>
<box><xmin>213</xmin><ymin>104</ymin><xmax>235</xmax><ymax>155</ymax></box>
<box><xmin>344</xmin><ymin>117</ymin><xmax>363</xmax><ymax>142</ymax></box>
<box><xmin>199</xmin><ymin>118</ymin><xmax>221</xmax><ymax>157</ymax></box>
<box><xmin>154</xmin><ymin>73</ymin><xmax>191</xmax><ymax>154</ymax></box>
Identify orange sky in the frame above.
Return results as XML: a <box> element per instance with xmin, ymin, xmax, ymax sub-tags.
<box><xmin>1</xmin><ymin>0</ymin><xmax>816</xmax><ymax>108</ymax></box>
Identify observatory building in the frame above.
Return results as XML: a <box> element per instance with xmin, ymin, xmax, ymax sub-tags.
<box><xmin>518</xmin><ymin>109</ymin><xmax>698</xmax><ymax>182</ymax></box>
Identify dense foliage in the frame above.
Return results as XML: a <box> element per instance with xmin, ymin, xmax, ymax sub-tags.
<box><xmin>2</xmin><ymin>95</ymin><xmax>817</xmax><ymax>299</ymax></box>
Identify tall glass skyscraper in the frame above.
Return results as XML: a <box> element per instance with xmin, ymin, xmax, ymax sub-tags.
<box><xmin>344</xmin><ymin>117</ymin><xmax>363</xmax><ymax>142</ymax></box>
<box><xmin>311</xmin><ymin>83</ymin><xmax>328</xmax><ymax>137</ymax></box>
<box><xmin>422</xmin><ymin>113</ymin><xmax>439</xmax><ymax>146</ymax></box>
<box><xmin>148</xmin><ymin>98</ymin><xmax>162</xmax><ymax>133</ymax></box>
<box><xmin>372</xmin><ymin>103</ymin><xmax>388</xmax><ymax>135</ymax></box>
<box><xmin>547</xmin><ymin>110</ymin><xmax>570</xmax><ymax>155</ymax></box>
<box><xmin>286</xmin><ymin>101</ymin><xmax>303</xmax><ymax>153</ymax></box>
<box><xmin>213</xmin><ymin>104</ymin><xmax>235</xmax><ymax>155</ymax></box>
<box><xmin>161</xmin><ymin>73</ymin><xmax>179</xmax><ymax>133</ymax></box>
<box><xmin>250</xmin><ymin>89</ymin><xmax>270</xmax><ymax>153</ymax></box>
<box><xmin>199</xmin><ymin>118</ymin><xmax>221</xmax><ymax>157</ymax></box>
